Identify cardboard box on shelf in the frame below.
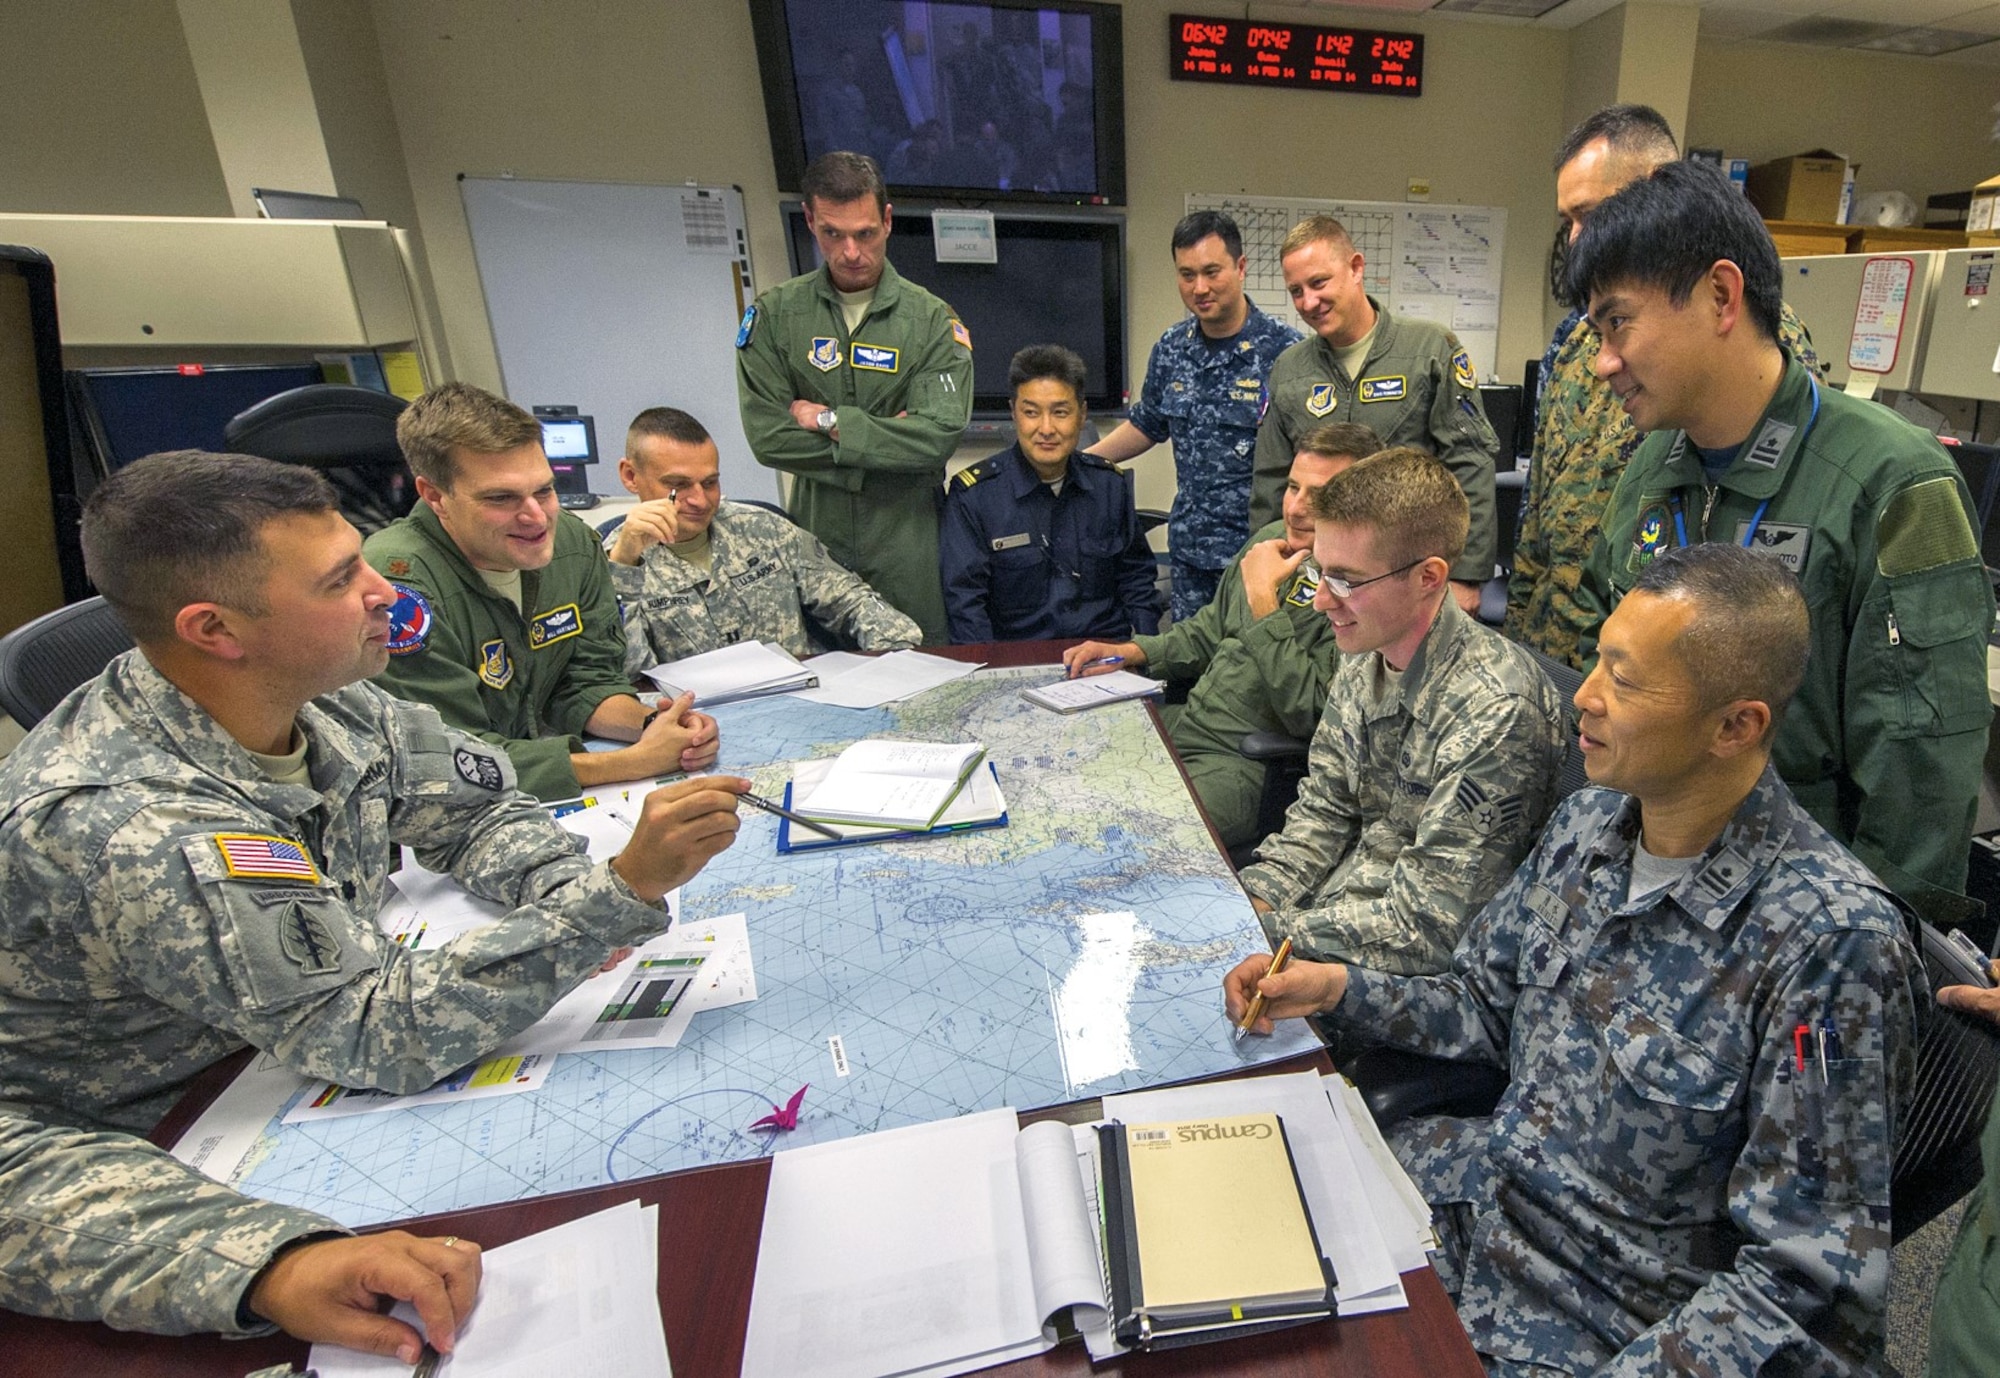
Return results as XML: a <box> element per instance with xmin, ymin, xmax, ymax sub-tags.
<box><xmin>1968</xmin><ymin>174</ymin><xmax>2000</xmax><ymax>233</ymax></box>
<box><xmin>1764</xmin><ymin>220</ymin><xmax>1859</xmax><ymax>257</ymax></box>
<box><xmin>1745</xmin><ymin>151</ymin><xmax>1849</xmax><ymax>223</ymax></box>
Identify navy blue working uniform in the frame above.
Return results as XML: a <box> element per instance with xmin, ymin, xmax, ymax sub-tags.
<box><xmin>941</xmin><ymin>445</ymin><xmax>1165</xmax><ymax>644</ymax></box>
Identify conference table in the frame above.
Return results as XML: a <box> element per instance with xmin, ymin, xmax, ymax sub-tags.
<box><xmin>0</xmin><ymin>641</ymin><xmax>1483</xmax><ymax>1378</ymax></box>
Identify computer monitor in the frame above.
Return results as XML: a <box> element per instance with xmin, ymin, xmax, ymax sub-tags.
<box><xmin>67</xmin><ymin>363</ymin><xmax>327</xmax><ymax>476</ymax></box>
<box><xmin>252</xmin><ymin>187</ymin><xmax>370</xmax><ymax>220</ymax></box>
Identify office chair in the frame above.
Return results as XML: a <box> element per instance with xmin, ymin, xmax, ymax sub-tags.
<box><xmin>1477</xmin><ymin>468</ymin><xmax>1528</xmax><ymax>626</ymax></box>
<box><xmin>0</xmin><ymin>596</ymin><xmax>134</xmax><ymax>730</ymax></box>
<box><xmin>1343</xmin><ymin>646</ymin><xmax>1587</xmax><ymax>1124</ymax></box>
<box><xmin>225</xmin><ymin>385</ymin><xmax>415</xmax><ymax>535</ymax></box>
<box><xmin>1891</xmin><ymin>922</ymin><xmax>2000</xmax><ymax>1243</ymax></box>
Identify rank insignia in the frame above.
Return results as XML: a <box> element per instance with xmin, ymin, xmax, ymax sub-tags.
<box><xmin>385</xmin><ymin>558</ymin><xmax>410</xmax><ymax>577</ymax></box>
<box><xmin>478</xmin><ymin>638</ymin><xmax>514</xmax><ymax>689</ymax></box>
<box><xmin>214</xmin><ymin>833</ymin><xmax>320</xmax><ymax>884</ymax></box>
<box><xmin>527</xmin><ymin>603</ymin><xmax>582</xmax><ymax>649</ymax></box>
<box><xmin>1305</xmin><ymin>383</ymin><xmax>1337</xmax><ymax>417</ymax></box>
<box><xmin>1452</xmin><ymin>348</ymin><xmax>1477</xmax><ymax>391</ymax></box>
<box><xmin>808</xmin><ymin>337</ymin><xmax>841</xmax><ymax>371</ymax></box>
<box><xmin>1454</xmin><ymin>779</ymin><xmax>1523</xmax><ymax>836</ymax></box>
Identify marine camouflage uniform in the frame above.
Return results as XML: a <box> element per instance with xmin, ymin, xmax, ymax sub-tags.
<box><xmin>1240</xmin><ymin>597</ymin><xmax>1565</xmax><ymax>972</ymax></box>
<box><xmin>365</xmin><ymin>503</ymin><xmax>636</xmax><ymax>802</ymax></box>
<box><xmin>1577</xmin><ymin>354</ymin><xmax>1993</xmax><ymax>918</ymax></box>
<box><xmin>1326</xmin><ymin>768</ymin><xmax>1921</xmax><ymax>1375</ymax></box>
<box><xmin>611</xmin><ymin>499</ymin><xmax>920</xmax><ymax>673</ymax></box>
<box><xmin>736</xmin><ymin>260</ymin><xmax>974</xmax><ymax>644</ymax></box>
<box><xmin>1249</xmin><ymin>300</ymin><xmax>1499</xmax><ymax>583</ymax></box>
<box><xmin>1131</xmin><ymin>520</ymin><xmax>1340</xmax><ymax>848</ymax></box>
<box><xmin>0</xmin><ymin>1109</ymin><xmax>345</xmax><ymax>1335</ymax></box>
<box><xmin>0</xmin><ymin>653</ymin><xmax>666</xmax><ymax>1134</ymax></box>
<box><xmin>1505</xmin><ymin>304</ymin><xmax>1816</xmax><ymax>666</ymax></box>
<box><xmin>1120</xmin><ymin>300</ymin><xmax>1301</xmax><ymax>620</ymax></box>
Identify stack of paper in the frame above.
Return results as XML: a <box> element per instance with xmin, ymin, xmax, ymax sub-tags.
<box><xmin>793</xmin><ymin>740</ymin><xmax>987</xmax><ymax>830</ymax></box>
<box><xmin>643</xmin><ymin>640</ymin><xmax>816</xmax><ymax>704</ymax></box>
<box><xmin>1021</xmin><ymin>669</ymin><xmax>1165</xmax><ymax>714</ymax></box>
<box><xmin>788</xmin><ymin>648</ymin><xmax>981</xmax><ymax>709</ymax></box>
<box><xmin>309</xmin><ymin>1200</ymin><xmax>672</xmax><ymax>1377</ymax></box>
<box><xmin>778</xmin><ymin>760</ymin><xmax>1007</xmax><ymax>852</ymax></box>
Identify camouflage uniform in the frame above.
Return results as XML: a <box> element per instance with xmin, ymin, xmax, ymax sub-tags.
<box><xmin>1577</xmin><ymin>355</ymin><xmax>1993</xmax><ymax>918</ymax></box>
<box><xmin>1131</xmin><ymin>520</ymin><xmax>1341</xmax><ymax>848</ymax></box>
<box><xmin>0</xmin><ymin>652</ymin><xmax>667</xmax><ymax>1135</ymax></box>
<box><xmin>1120</xmin><ymin>300</ymin><xmax>1302</xmax><ymax>621</ymax></box>
<box><xmin>1250</xmin><ymin>301</ymin><xmax>1500</xmax><ymax>583</ymax></box>
<box><xmin>0</xmin><ymin>1109</ymin><xmax>344</xmax><ymax>1334</ymax></box>
<box><xmin>611</xmin><ymin>499</ymin><xmax>920</xmax><ymax>673</ymax></box>
<box><xmin>1505</xmin><ymin>304</ymin><xmax>1817</xmax><ymax>667</ymax></box>
<box><xmin>736</xmin><ymin>260</ymin><xmax>974</xmax><ymax>644</ymax></box>
<box><xmin>1239</xmin><ymin>597</ymin><xmax>1565</xmax><ymax>972</ymax></box>
<box><xmin>366</xmin><ymin>504</ymin><xmax>636</xmax><ymax>802</ymax></box>
<box><xmin>1326</xmin><ymin>768</ymin><xmax>1922</xmax><ymax>1375</ymax></box>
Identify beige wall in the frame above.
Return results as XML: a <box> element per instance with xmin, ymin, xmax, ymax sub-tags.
<box><xmin>1686</xmin><ymin>38</ymin><xmax>2000</xmax><ymax>209</ymax></box>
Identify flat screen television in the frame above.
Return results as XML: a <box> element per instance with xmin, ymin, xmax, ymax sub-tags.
<box><xmin>783</xmin><ymin>203</ymin><xmax>1126</xmax><ymax>414</ymax></box>
<box><xmin>66</xmin><ymin>363</ymin><xmax>327</xmax><ymax>476</ymax></box>
<box><xmin>750</xmin><ymin>0</ymin><xmax>1126</xmax><ymax>206</ymax></box>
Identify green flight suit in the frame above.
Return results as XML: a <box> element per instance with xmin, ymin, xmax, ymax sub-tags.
<box><xmin>736</xmin><ymin>260</ymin><xmax>973</xmax><ymax>644</ymax></box>
<box><xmin>1927</xmin><ymin>1085</ymin><xmax>2000</xmax><ymax>1377</ymax></box>
<box><xmin>1578</xmin><ymin>355</ymin><xmax>1993</xmax><ymax>918</ymax></box>
<box><xmin>1249</xmin><ymin>300</ymin><xmax>1499</xmax><ymax>583</ymax></box>
<box><xmin>364</xmin><ymin>504</ymin><xmax>634</xmax><ymax>801</ymax></box>
<box><xmin>1132</xmin><ymin>521</ymin><xmax>1340</xmax><ymax>848</ymax></box>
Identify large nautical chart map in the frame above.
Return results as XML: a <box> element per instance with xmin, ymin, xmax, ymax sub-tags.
<box><xmin>202</xmin><ymin>667</ymin><xmax>1315</xmax><ymax>1226</ymax></box>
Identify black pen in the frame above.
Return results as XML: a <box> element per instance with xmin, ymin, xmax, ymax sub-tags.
<box><xmin>741</xmin><ymin>789</ymin><xmax>844</xmax><ymax>840</ymax></box>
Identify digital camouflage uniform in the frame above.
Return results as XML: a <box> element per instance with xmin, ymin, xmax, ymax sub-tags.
<box><xmin>940</xmin><ymin>444</ymin><xmax>1164</xmax><ymax>644</ymax></box>
<box><xmin>1250</xmin><ymin>300</ymin><xmax>1500</xmax><ymax>583</ymax></box>
<box><xmin>1120</xmin><ymin>300</ymin><xmax>1301</xmax><ymax>621</ymax></box>
<box><xmin>736</xmin><ymin>260</ymin><xmax>974</xmax><ymax>645</ymax></box>
<box><xmin>1505</xmin><ymin>304</ymin><xmax>1816</xmax><ymax>667</ymax></box>
<box><xmin>611</xmin><ymin>499</ymin><xmax>920</xmax><ymax>673</ymax></box>
<box><xmin>1577</xmin><ymin>355</ymin><xmax>1993</xmax><ymax>918</ymax></box>
<box><xmin>1130</xmin><ymin>520</ymin><xmax>1340</xmax><ymax>848</ymax></box>
<box><xmin>365</xmin><ymin>503</ymin><xmax>635</xmax><ymax>802</ymax></box>
<box><xmin>1240</xmin><ymin>597</ymin><xmax>1565</xmax><ymax>972</ymax></box>
<box><xmin>1327</xmin><ymin>768</ymin><xmax>1922</xmax><ymax>1375</ymax></box>
<box><xmin>0</xmin><ymin>653</ymin><xmax>666</xmax><ymax>1134</ymax></box>
<box><xmin>0</xmin><ymin>1109</ymin><xmax>344</xmax><ymax>1335</ymax></box>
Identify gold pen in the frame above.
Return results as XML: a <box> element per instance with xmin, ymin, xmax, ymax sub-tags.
<box><xmin>1235</xmin><ymin>937</ymin><xmax>1293</xmax><ymax>1040</ymax></box>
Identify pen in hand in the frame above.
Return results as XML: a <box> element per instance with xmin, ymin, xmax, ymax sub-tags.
<box><xmin>1067</xmin><ymin>655</ymin><xmax>1124</xmax><ymax>679</ymax></box>
<box><xmin>741</xmin><ymin>789</ymin><xmax>844</xmax><ymax>840</ymax></box>
<box><xmin>1235</xmin><ymin>937</ymin><xmax>1294</xmax><ymax>1040</ymax></box>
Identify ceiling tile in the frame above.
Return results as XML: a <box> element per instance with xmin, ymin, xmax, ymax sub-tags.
<box><xmin>1852</xmin><ymin>26</ymin><xmax>1996</xmax><ymax>53</ymax></box>
<box><xmin>1820</xmin><ymin>0</ymin><xmax>1995</xmax><ymax>21</ymax></box>
<box><xmin>1938</xmin><ymin>5</ymin><xmax>2000</xmax><ymax>36</ymax></box>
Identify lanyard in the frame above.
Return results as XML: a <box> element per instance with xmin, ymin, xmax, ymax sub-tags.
<box><xmin>1667</xmin><ymin>374</ymin><xmax>1820</xmax><ymax>550</ymax></box>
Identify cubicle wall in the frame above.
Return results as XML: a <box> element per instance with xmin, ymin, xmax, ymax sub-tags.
<box><xmin>0</xmin><ymin>248</ymin><xmax>85</xmax><ymax>634</ymax></box>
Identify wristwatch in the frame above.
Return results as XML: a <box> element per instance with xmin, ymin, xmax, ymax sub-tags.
<box><xmin>815</xmin><ymin>408</ymin><xmax>838</xmax><ymax>433</ymax></box>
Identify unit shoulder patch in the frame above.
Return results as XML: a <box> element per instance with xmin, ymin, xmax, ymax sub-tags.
<box><xmin>385</xmin><ymin>584</ymin><xmax>434</xmax><ymax>657</ymax></box>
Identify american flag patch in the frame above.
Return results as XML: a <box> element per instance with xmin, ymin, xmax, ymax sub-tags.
<box><xmin>214</xmin><ymin>833</ymin><xmax>320</xmax><ymax>883</ymax></box>
<box><xmin>950</xmin><ymin>318</ymin><xmax>971</xmax><ymax>351</ymax></box>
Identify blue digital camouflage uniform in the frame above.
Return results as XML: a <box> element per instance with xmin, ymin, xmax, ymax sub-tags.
<box><xmin>0</xmin><ymin>1109</ymin><xmax>345</xmax><ymax>1335</ymax></box>
<box><xmin>1505</xmin><ymin>304</ymin><xmax>1815</xmax><ymax>668</ymax></box>
<box><xmin>611</xmin><ymin>499</ymin><xmax>921</xmax><ymax>672</ymax></box>
<box><xmin>1240</xmin><ymin>597</ymin><xmax>1566</xmax><ymax>972</ymax></box>
<box><xmin>0</xmin><ymin>652</ymin><xmax>668</xmax><ymax>1134</ymax></box>
<box><xmin>941</xmin><ymin>443</ymin><xmax>1165</xmax><ymax>643</ymax></box>
<box><xmin>1576</xmin><ymin>354</ymin><xmax>1992</xmax><ymax>919</ymax></box>
<box><xmin>1325</xmin><ymin>767</ymin><xmax>1922</xmax><ymax>1375</ymax></box>
<box><xmin>1121</xmin><ymin>299</ymin><xmax>1302</xmax><ymax>621</ymax></box>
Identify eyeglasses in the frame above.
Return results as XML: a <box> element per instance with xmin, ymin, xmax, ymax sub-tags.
<box><xmin>1320</xmin><ymin>558</ymin><xmax>1424</xmax><ymax>600</ymax></box>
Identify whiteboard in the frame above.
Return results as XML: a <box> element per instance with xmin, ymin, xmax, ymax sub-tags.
<box><xmin>1185</xmin><ymin>192</ymin><xmax>1507</xmax><ymax>381</ymax></box>
<box><xmin>460</xmin><ymin>177</ymin><xmax>776</xmax><ymax>504</ymax></box>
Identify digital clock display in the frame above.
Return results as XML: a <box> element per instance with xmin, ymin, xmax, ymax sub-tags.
<box><xmin>1169</xmin><ymin>15</ymin><xmax>1424</xmax><ymax>97</ymax></box>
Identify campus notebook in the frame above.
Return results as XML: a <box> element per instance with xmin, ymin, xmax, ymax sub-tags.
<box><xmin>776</xmin><ymin>760</ymin><xmax>1007</xmax><ymax>853</ymax></box>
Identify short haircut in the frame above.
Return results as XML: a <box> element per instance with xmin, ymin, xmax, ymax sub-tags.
<box><xmin>1553</xmin><ymin>103</ymin><xmax>1678</xmax><ymax>175</ymax></box>
<box><xmin>1308</xmin><ymin>446</ymin><xmax>1468</xmax><ymax>568</ymax></box>
<box><xmin>1280</xmin><ymin>214</ymin><xmax>1353</xmax><ymax>261</ymax></box>
<box><xmin>801</xmin><ymin>150</ymin><xmax>889</xmax><ymax>213</ymax></box>
<box><xmin>1631</xmin><ymin>544</ymin><xmax>1809</xmax><ymax>731</ymax></box>
<box><xmin>1171</xmin><ymin>209</ymin><xmax>1242</xmax><ymax>261</ymax></box>
<box><xmin>1008</xmin><ymin>344</ymin><xmax>1088</xmax><ymax>401</ymax></box>
<box><xmin>1565</xmin><ymin>159</ymin><xmax>1784</xmax><ymax>343</ymax></box>
<box><xmin>627</xmin><ymin>406</ymin><xmax>713</xmax><ymax>457</ymax></box>
<box><xmin>1297</xmin><ymin>422</ymin><xmax>1382</xmax><ymax>464</ymax></box>
<box><xmin>81</xmin><ymin>450</ymin><xmax>338</xmax><ymax>643</ymax></box>
<box><xmin>396</xmin><ymin>382</ymin><xmax>542</xmax><ymax>489</ymax></box>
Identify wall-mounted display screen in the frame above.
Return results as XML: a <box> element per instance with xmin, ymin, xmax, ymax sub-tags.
<box><xmin>1169</xmin><ymin>14</ymin><xmax>1423</xmax><ymax>97</ymax></box>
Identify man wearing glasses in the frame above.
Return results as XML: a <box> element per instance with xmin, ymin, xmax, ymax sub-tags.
<box><xmin>1239</xmin><ymin>448</ymin><xmax>1565</xmax><ymax>973</ymax></box>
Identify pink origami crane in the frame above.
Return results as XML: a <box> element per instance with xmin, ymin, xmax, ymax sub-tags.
<box><xmin>751</xmin><ymin>1084</ymin><xmax>809</xmax><ymax>1131</ymax></box>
